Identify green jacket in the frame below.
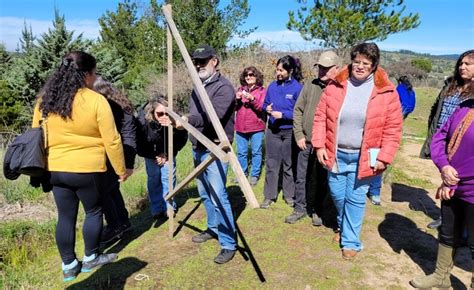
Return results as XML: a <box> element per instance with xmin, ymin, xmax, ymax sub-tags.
<box><xmin>293</xmin><ymin>78</ymin><xmax>326</xmax><ymax>143</ymax></box>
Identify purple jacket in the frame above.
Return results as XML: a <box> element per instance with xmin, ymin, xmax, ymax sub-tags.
<box><xmin>235</xmin><ymin>85</ymin><xmax>266</xmax><ymax>133</ymax></box>
<box><xmin>431</xmin><ymin>101</ymin><xmax>474</xmax><ymax>204</ymax></box>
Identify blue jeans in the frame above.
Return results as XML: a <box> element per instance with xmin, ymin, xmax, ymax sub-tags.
<box><xmin>193</xmin><ymin>149</ymin><xmax>236</xmax><ymax>250</ymax></box>
<box><xmin>369</xmin><ymin>174</ymin><xmax>382</xmax><ymax>197</ymax></box>
<box><xmin>236</xmin><ymin>131</ymin><xmax>264</xmax><ymax>178</ymax></box>
<box><xmin>145</xmin><ymin>158</ymin><xmax>176</xmax><ymax>216</ymax></box>
<box><xmin>328</xmin><ymin>150</ymin><xmax>373</xmax><ymax>251</ymax></box>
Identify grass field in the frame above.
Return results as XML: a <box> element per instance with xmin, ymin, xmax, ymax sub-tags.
<box><xmin>1</xmin><ymin>86</ymin><xmax>472</xmax><ymax>289</ymax></box>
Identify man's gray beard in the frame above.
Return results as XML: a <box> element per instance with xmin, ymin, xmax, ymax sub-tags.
<box><xmin>198</xmin><ymin>69</ymin><xmax>212</xmax><ymax>80</ymax></box>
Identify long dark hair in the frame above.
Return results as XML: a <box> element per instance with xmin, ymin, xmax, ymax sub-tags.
<box><xmin>239</xmin><ymin>66</ymin><xmax>264</xmax><ymax>87</ymax></box>
<box><xmin>444</xmin><ymin>50</ymin><xmax>474</xmax><ymax>98</ymax></box>
<box><xmin>40</xmin><ymin>51</ymin><xmax>96</xmax><ymax>119</ymax></box>
<box><xmin>277</xmin><ymin>55</ymin><xmax>303</xmax><ymax>82</ymax></box>
<box><xmin>93</xmin><ymin>76</ymin><xmax>133</xmax><ymax>114</ymax></box>
<box><xmin>398</xmin><ymin>75</ymin><xmax>413</xmax><ymax>91</ymax></box>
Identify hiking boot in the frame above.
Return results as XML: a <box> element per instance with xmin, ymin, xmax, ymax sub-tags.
<box><xmin>152</xmin><ymin>212</ymin><xmax>167</xmax><ymax>220</ymax></box>
<box><xmin>100</xmin><ymin>226</ymin><xmax>122</xmax><ymax>244</ymax></box>
<box><xmin>249</xmin><ymin>176</ymin><xmax>258</xmax><ymax>186</ymax></box>
<box><xmin>192</xmin><ymin>230</ymin><xmax>217</xmax><ymax>243</ymax></box>
<box><xmin>120</xmin><ymin>221</ymin><xmax>132</xmax><ymax>235</ymax></box>
<box><xmin>260</xmin><ymin>199</ymin><xmax>274</xmax><ymax>209</ymax></box>
<box><xmin>285</xmin><ymin>210</ymin><xmax>306</xmax><ymax>224</ymax></box>
<box><xmin>427</xmin><ymin>217</ymin><xmax>442</xmax><ymax>229</ymax></box>
<box><xmin>370</xmin><ymin>194</ymin><xmax>381</xmax><ymax>205</ymax></box>
<box><xmin>342</xmin><ymin>249</ymin><xmax>357</xmax><ymax>260</ymax></box>
<box><xmin>214</xmin><ymin>249</ymin><xmax>236</xmax><ymax>264</ymax></box>
<box><xmin>312</xmin><ymin>213</ymin><xmax>323</xmax><ymax>226</ymax></box>
<box><xmin>81</xmin><ymin>253</ymin><xmax>118</xmax><ymax>273</ymax></box>
<box><xmin>63</xmin><ymin>261</ymin><xmax>82</xmax><ymax>282</ymax></box>
<box><xmin>284</xmin><ymin>197</ymin><xmax>294</xmax><ymax>207</ymax></box>
<box><xmin>409</xmin><ymin>243</ymin><xmax>454</xmax><ymax>288</ymax></box>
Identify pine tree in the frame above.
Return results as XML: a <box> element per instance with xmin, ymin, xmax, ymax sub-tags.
<box><xmin>287</xmin><ymin>0</ymin><xmax>420</xmax><ymax>54</ymax></box>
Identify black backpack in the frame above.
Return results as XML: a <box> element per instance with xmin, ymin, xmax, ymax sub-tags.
<box><xmin>3</xmin><ymin>122</ymin><xmax>47</xmax><ymax>180</ymax></box>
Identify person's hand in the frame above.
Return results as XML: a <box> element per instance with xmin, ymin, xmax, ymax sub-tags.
<box><xmin>243</xmin><ymin>91</ymin><xmax>254</xmax><ymax>101</ymax></box>
<box><xmin>316</xmin><ymin>148</ymin><xmax>328</xmax><ymax>166</ymax></box>
<box><xmin>266</xmin><ymin>103</ymin><xmax>273</xmax><ymax>114</ymax></box>
<box><xmin>441</xmin><ymin>165</ymin><xmax>459</xmax><ymax>186</ymax></box>
<box><xmin>118</xmin><ymin>174</ymin><xmax>128</xmax><ymax>183</ymax></box>
<box><xmin>125</xmin><ymin>168</ymin><xmax>133</xmax><ymax>177</ymax></box>
<box><xmin>271</xmin><ymin>111</ymin><xmax>282</xmax><ymax>119</ymax></box>
<box><xmin>296</xmin><ymin>138</ymin><xmax>307</xmax><ymax>150</ymax></box>
<box><xmin>174</xmin><ymin>115</ymin><xmax>187</xmax><ymax>130</ymax></box>
<box><xmin>236</xmin><ymin>91</ymin><xmax>243</xmax><ymax>100</ymax></box>
<box><xmin>157</xmin><ymin>115</ymin><xmax>172</xmax><ymax>127</ymax></box>
<box><xmin>436</xmin><ymin>184</ymin><xmax>454</xmax><ymax>200</ymax></box>
<box><xmin>373</xmin><ymin>160</ymin><xmax>387</xmax><ymax>173</ymax></box>
<box><xmin>156</xmin><ymin>154</ymin><xmax>168</xmax><ymax>166</ymax></box>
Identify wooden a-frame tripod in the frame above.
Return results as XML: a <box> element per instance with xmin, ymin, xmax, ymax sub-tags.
<box><xmin>160</xmin><ymin>4</ymin><xmax>259</xmax><ymax>236</ymax></box>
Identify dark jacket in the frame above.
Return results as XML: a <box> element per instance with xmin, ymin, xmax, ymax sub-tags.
<box><xmin>136</xmin><ymin>103</ymin><xmax>188</xmax><ymax>159</ymax></box>
<box><xmin>420</xmin><ymin>82</ymin><xmax>452</xmax><ymax>159</ymax></box>
<box><xmin>188</xmin><ymin>71</ymin><xmax>235</xmax><ymax>150</ymax></box>
<box><xmin>293</xmin><ymin>78</ymin><xmax>326</xmax><ymax>143</ymax></box>
<box><xmin>108</xmin><ymin>100</ymin><xmax>136</xmax><ymax>169</ymax></box>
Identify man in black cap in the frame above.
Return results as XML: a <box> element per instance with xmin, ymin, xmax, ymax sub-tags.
<box><xmin>286</xmin><ymin>51</ymin><xmax>340</xmax><ymax>226</ymax></box>
<box><xmin>187</xmin><ymin>44</ymin><xmax>237</xmax><ymax>264</ymax></box>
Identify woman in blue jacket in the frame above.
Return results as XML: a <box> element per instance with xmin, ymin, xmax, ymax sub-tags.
<box><xmin>260</xmin><ymin>55</ymin><xmax>303</xmax><ymax>209</ymax></box>
<box><xmin>397</xmin><ymin>75</ymin><xmax>416</xmax><ymax>119</ymax></box>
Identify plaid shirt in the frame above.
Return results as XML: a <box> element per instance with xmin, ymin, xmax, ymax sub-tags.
<box><xmin>437</xmin><ymin>92</ymin><xmax>461</xmax><ymax>129</ymax></box>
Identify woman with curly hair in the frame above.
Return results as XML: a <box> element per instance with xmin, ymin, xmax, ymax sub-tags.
<box><xmin>235</xmin><ymin>66</ymin><xmax>267</xmax><ymax>186</ymax></box>
<box><xmin>93</xmin><ymin>76</ymin><xmax>136</xmax><ymax>244</ymax></box>
<box><xmin>136</xmin><ymin>95</ymin><xmax>188</xmax><ymax>219</ymax></box>
<box><xmin>32</xmin><ymin>51</ymin><xmax>127</xmax><ymax>281</ymax></box>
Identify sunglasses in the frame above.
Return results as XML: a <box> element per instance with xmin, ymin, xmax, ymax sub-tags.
<box><xmin>156</xmin><ymin>111</ymin><xmax>168</xmax><ymax>117</ymax></box>
<box><xmin>193</xmin><ymin>58</ymin><xmax>211</xmax><ymax>66</ymax></box>
<box><xmin>245</xmin><ymin>73</ymin><xmax>255</xmax><ymax>77</ymax></box>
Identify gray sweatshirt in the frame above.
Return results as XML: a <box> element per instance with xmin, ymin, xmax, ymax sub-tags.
<box><xmin>337</xmin><ymin>74</ymin><xmax>374</xmax><ymax>152</ymax></box>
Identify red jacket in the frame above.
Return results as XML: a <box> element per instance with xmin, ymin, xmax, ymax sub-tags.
<box><xmin>235</xmin><ymin>85</ymin><xmax>267</xmax><ymax>133</ymax></box>
<box><xmin>312</xmin><ymin>66</ymin><xmax>403</xmax><ymax>179</ymax></box>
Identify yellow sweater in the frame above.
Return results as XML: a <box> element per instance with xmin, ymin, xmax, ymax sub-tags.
<box><xmin>32</xmin><ymin>88</ymin><xmax>126</xmax><ymax>176</ymax></box>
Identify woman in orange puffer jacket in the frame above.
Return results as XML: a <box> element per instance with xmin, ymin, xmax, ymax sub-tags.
<box><xmin>312</xmin><ymin>43</ymin><xmax>403</xmax><ymax>260</ymax></box>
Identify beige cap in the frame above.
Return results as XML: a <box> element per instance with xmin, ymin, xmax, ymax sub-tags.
<box><xmin>315</xmin><ymin>51</ymin><xmax>339</xmax><ymax>67</ymax></box>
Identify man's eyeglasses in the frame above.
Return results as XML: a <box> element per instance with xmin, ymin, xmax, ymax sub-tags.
<box><xmin>244</xmin><ymin>73</ymin><xmax>255</xmax><ymax>77</ymax></box>
<box><xmin>156</xmin><ymin>112</ymin><xmax>168</xmax><ymax>117</ymax></box>
<box><xmin>193</xmin><ymin>58</ymin><xmax>211</xmax><ymax>66</ymax></box>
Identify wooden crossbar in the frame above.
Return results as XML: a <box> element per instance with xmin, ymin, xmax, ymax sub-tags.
<box><xmin>164</xmin><ymin>108</ymin><xmax>229</xmax><ymax>162</ymax></box>
<box><xmin>164</xmin><ymin>153</ymin><xmax>217</xmax><ymax>201</ymax></box>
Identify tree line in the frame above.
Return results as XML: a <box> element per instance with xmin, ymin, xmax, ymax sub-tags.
<box><xmin>0</xmin><ymin>0</ymin><xmax>420</xmax><ymax>132</ymax></box>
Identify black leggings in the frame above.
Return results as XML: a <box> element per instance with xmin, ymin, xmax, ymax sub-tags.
<box><xmin>101</xmin><ymin>168</ymin><xmax>129</xmax><ymax>229</ymax></box>
<box><xmin>439</xmin><ymin>197</ymin><xmax>474</xmax><ymax>259</ymax></box>
<box><xmin>50</xmin><ymin>172</ymin><xmax>104</xmax><ymax>264</ymax></box>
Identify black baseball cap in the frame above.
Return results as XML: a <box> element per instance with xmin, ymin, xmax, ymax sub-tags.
<box><xmin>191</xmin><ymin>44</ymin><xmax>216</xmax><ymax>59</ymax></box>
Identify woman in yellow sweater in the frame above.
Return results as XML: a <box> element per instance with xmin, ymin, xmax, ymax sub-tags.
<box><xmin>32</xmin><ymin>51</ymin><xmax>128</xmax><ymax>282</ymax></box>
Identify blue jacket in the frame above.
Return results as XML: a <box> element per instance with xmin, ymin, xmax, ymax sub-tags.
<box><xmin>397</xmin><ymin>83</ymin><xmax>416</xmax><ymax>115</ymax></box>
<box><xmin>262</xmin><ymin>78</ymin><xmax>302</xmax><ymax>130</ymax></box>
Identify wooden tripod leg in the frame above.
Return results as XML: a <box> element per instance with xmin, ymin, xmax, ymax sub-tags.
<box><xmin>227</xmin><ymin>147</ymin><xmax>260</xmax><ymax>209</ymax></box>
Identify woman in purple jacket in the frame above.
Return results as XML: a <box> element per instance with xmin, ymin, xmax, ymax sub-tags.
<box><xmin>260</xmin><ymin>55</ymin><xmax>303</xmax><ymax>209</ymax></box>
<box><xmin>235</xmin><ymin>66</ymin><xmax>267</xmax><ymax>186</ymax></box>
<box><xmin>410</xmin><ymin>98</ymin><xmax>474</xmax><ymax>288</ymax></box>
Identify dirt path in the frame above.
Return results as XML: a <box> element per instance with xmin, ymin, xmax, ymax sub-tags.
<box><xmin>360</xmin><ymin>140</ymin><xmax>471</xmax><ymax>289</ymax></box>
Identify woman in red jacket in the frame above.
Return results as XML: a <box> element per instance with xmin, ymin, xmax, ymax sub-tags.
<box><xmin>312</xmin><ymin>43</ymin><xmax>402</xmax><ymax>260</ymax></box>
<box><xmin>235</xmin><ymin>66</ymin><xmax>267</xmax><ymax>186</ymax></box>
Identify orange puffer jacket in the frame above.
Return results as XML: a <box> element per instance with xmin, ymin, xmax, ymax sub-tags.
<box><xmin>311</xmin><ymin>66</ymin><xmax>403</xmax><ymax>179</ymax></box>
